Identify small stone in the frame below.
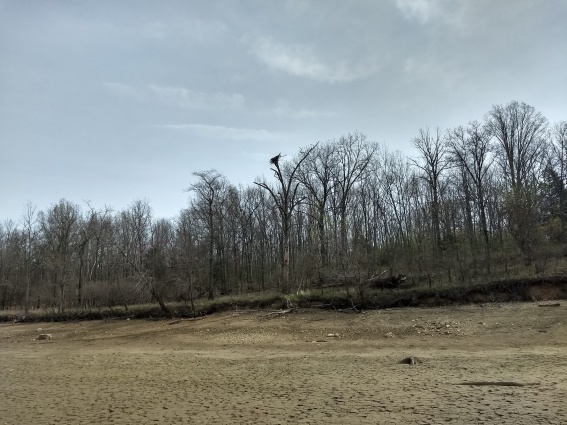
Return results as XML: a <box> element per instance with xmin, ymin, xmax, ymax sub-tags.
<box><xmin>37</xmin><ymin>334</ymin><xmax>53</xmax><ymax>340</ymax></box>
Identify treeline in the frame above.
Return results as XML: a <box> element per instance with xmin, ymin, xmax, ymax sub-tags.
<box><xmin>1</xmin><ymin>100</ymin><xmax>566</xmax><ymax>313</ymax></box>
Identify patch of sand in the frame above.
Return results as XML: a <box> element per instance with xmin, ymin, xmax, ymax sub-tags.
<box><xmin>1</xmin><ymin>302</ymin><xmax>566</xmax><ymax>424</ymax></box>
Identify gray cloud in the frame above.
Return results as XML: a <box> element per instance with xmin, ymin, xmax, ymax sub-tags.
<box><xmin>155</xmin><ymin>123</ymin><xmax>288</xmax><ymax>143</ymax></box>
<box><xmin>250</xmin><ymin>37</ymin><xmax>380</xmax><ymax>83</ymax></box>
<box><xmin>393</xmin><ymin>0</ymin><xmax>468</xmax><ymax>26</ymax></box>
<box><xmin>103</xmin><ymin>83</ymin><xmax>246</xmax><ymax>110</ymax></box>
<box><xmin>1</xmin><ymin>0</ymin><xmax>565</xmax><ymax>221</ymax></box>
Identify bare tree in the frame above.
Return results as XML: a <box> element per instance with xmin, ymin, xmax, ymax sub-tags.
<box><xmin>411</xmin><ymin>128</ymin><xmax>450</xmax><ymax>250</ymax></box>
<box><xmin>40</xmin><ymin>199</ymin><xmax>80</xmax><ymax>312</ymax></box>
<box><xmin>486</xmin><ymin>100</ymin><xmax>548</xmax><ymax>188</ymax></box>
<box><xmin>175</xmin><ymin>208</ymin><xmax>203</xmax><ymax>315</ymax></box>
<box><xmin>332</xmin><ymin>133</ymin><xmax>377</xmax><ymax>272</ymax></box>
<box><xmin>251</xmin><ymin>186</ymin><xmax>273</xmax><ymax>291</ymax></box>
<box><xmin>0</xmin><ymin>220</ymin><xmax>20</xmax><ymax>310</ymax></box>
<box><xmin>255</xmin><ymin>145</ymin><xmax>317</xmax><ymax>293</ymax></box>
<box><xmin>75</xmin><ymin>203</ymin><xmax>106</xmax><ymax>306</ymax></box>
<box><xmin>447</xmin><ymin>121</ymin><xmax>494</xmax><ymax>270</ymax></box>
<box><xmin>237</xmin><ymin>186</ymin><xmax>260</xmax><ymax>291</ymax></box>
<box><xmin>188</xmin><ymin>170</ymin><xmax>228</xmax><ymax>299</ymax></box>
<box><xmin>486</xmin><ymin>101</ymin><xmax>548</xmax><ymax>263</ymax></box>
<box><xmin>20</xmin><ymin>203</ymin><xmax>38</xmax><ymax>314</ymax></box>
<box><xmin>380</xmin><ymin>149</ymin><xmax>415</xmax><ymax>258</ymax></box>
<box><xmin>544</xmin><ymin>121</ymin><xmax>567</xmax><ymax>234</ymax></box>
<box><xmin>296</xmin><ymin>141</ymin><xmax>338</xmax><ymax>270</ymax></box>
<box><xmin>116</xmin><ymin>199</ymin><xmax>171</xmax><ymax>312</ymax></box>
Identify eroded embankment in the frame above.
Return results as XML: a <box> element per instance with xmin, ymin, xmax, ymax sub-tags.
<box><xmin>1</xmin><ymin>275</ymin><xmax>566</xmax><ymax>323</ymax></box>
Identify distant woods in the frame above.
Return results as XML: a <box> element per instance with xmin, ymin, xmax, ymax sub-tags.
<box><xmin>1</xmin><ymin>100</ymin><xmax>566</xmax><ymax>312</ymax></box>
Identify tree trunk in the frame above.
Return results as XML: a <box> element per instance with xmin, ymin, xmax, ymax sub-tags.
<box><xmin>282</xmin><ymin>220</ymin><xmax>290</xmax><ymax>293</ymax></box>
<box><xmin>340</xmin><ymin>205</ymin><xmax>348</xmax><ymax>272</ymax></box>
<box><xmin>208</xmin><ymin>212</ymin><xmax>214</xmax><ymax>300</ymax></box>
<box><xmin>318</xmin><ymin>204</ymin><xmax>328</xmax><ymax>268</ymax></box>
<box><xmin>478</xmin><ymin>188</ymin><xmax>491</xmax><ymax>273</ymax></box>
<box><xmin>151</xmin><ymin>287</ymin><xmax>171</xmax><ymax>317</ymax></box>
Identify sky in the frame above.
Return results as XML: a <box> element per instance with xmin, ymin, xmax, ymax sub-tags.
<box><xmin>1</xmin><ymin>0</ymin><xmax>566</xmax><ymax>223</ymax></box>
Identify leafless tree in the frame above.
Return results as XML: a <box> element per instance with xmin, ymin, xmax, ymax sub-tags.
<box><xmin>0</xmin><ymin>220</ymin><xmax>20</xmax><ymax>310</ymax></box>
<box><xmin>255</xmin><ymin>144</ymin><xmax>317</xmax><ymax>293</ymax></box>
<box><xmin>380</xmin><ymin>149</ymin><xmax>415</xmax><ymax>257</ymax></box>
<box><xmin>485</xmin><ymin>101</ymin><xmax>548</xmax><ymax>263</ymax></box>
<box><xmin>116</xmin><ymin>199</ymin><xmax>167</xmax><ymax>311</ymax></box>
<box><xmin>447</xmin><ymin>121</ymin><xmax>494</xmax><ymax>270</ymax></box>
<box><xmin>75</xmin><ymin>203</ymin><xmax>108</xmax><ymax>306</ymax></box>
<box><xmin>411</xmin><ymin>128</ymin><xmax>450</xmax><ymax>251</ymax></box>
<box><xmin>544</xmin><ymin>121</ymin><xmax>567</xmax><ymax>231</ymax></box>
<box><xmin>486</xmin><ymin>100</ymin><xmax>548</xmax><ymax>188</ymax></box>
<box><xmin>296</xmin><ymin>141</ymin><xmax>338</xmax><ymax>270</ymax></box>
<box><xmin>251</xmin><ymin>185</ymin><xmax>274</xmax><ymax>291</ymax></box>
<box><xmin>39</xmin><ymin>199</ymin><xmax>80</xmax><ymax>312</ymax></box>
<box><xmin>175</xmin><ymin>208</ymin><xmax>202</xmax><ymax>315</ymax></box>
<box><xmin>20</xmin><ymin>203</ymin><xmax>38</xmax><ymax>313</ymax></box>
<box><xmin>332</xmin><ymin>133</ymin><xmax>377</xmax><ymax>272</ymax></box>
<box><xmin>188</xmin><ymin>170</ymin><xmax>228</xmax><ymax>299</ymax></box>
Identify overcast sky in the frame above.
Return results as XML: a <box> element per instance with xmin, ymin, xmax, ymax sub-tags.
<box><xmin>1</xmin><ymin>0</ymin><xmax>565</xmax><ymax>223</ymax></box>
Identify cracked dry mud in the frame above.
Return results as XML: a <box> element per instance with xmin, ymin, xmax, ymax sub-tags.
<box><xmin>1</xmin><ymin>302</ymin><xmax>566</xmax><ymax>424</ymax></box>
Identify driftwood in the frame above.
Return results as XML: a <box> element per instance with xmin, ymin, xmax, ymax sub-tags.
<box><xmin>260</xmin><ymin>309</ymin><xmax>293</xmax><ymax>319</ymax></box>
<box><xmin>538</xmin><ymin>303</ymin><xmax>561</xmax><ymax>307</ymax></box>
<box><xmin>267</xmin><ymin>308</ymin><xmax>292</xmax><ymax>315</ymax></box>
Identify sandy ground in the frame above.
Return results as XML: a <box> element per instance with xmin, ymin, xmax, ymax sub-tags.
<box><xmin>1</xmin><ymin>302</ymin><xmax>566</xmax><ymax>425</ymax></box>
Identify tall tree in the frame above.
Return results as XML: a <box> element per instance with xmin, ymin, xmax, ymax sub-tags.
<box><xmin>40</xmin><ymin>199</ymin><xmax>79</xmax><ymax>312</ymax></box>
<box><xmin>332</xmin><ymin>133</ymin><xmax>377</xmax><ymax>272</ymax></box>
<box><xmin>380</xmin><ymin>149</ymin><xmax>414</xmax><ymax>258</ymax></box>
<box><xmin>255</xmin><ymin>145</ymin><xmax>317</xmax><ymax>293</ymax></box>
<box><xmin>20</xmin><ymin>203</ymin><xmax>39</xmax><ymax>314</ymax></box>
<box><xmin>296</xmin><ymin>141</ymin><xmax>338</xmax><ymax>270</ymax></box>
<box><xmin>447</xmin><ymin>121</ymin><xmax>494</xmax><ymax>270</ymax></box>
<box><xmin>544</xmin><ymin>121</ymin><xmax>567</xmax><ymax>234</ymax></box>
<box><xmin>0</xmin><ymin>220</ymin><xmax>20</xmax><ymax>310</ymax></box>
<box><xmin>486</xmin><ymin>100</ymin><xmax>548</xmax><ymax>188</ymax></box>
<box><xmin>188</xmin><ymin>170</ymin><xmax>228</xmax><ymax>299</ymax></box>
<box><xmin>486</xmin><ymin>101</ymin><xmax>548</xmax><ymax>262</ymax></box>
<box><xmin>411</xmin><ymin>128</ymin><xmax>450</xmax><ymax>251</ymax></box>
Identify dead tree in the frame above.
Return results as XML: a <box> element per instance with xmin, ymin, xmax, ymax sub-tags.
<box><xmin>255</xmin><ymin>145</ymin><xmax>317</xmax><ymax>293</ymax></box>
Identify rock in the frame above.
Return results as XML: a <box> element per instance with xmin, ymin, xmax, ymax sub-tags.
<box><xmin>399</xmin><ymin>356</ymin><xmax>422</xmax><ymax>365</ymax></box>
<box><xmin>37</xmin><ymin>334</ymin><xmax>53</xmax><ymax>340</ymax></box>
<box><xmin>385</xmin><ymin>332</ymin><xmax>395</xmax><ymax>338</ymax></box>
<box><xmin>327</xmin><ymin>333</ymin><xmax>340</xmax><ymax>338</ymax></box>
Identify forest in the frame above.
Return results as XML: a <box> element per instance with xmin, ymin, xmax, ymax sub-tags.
<box><xmin>1</xmin><ymin>100</ymin><xmax>566</xmax><ymax>314</ymax></box>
